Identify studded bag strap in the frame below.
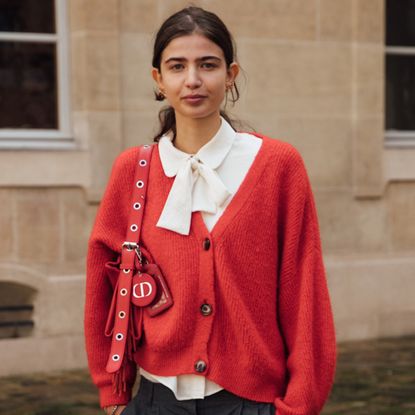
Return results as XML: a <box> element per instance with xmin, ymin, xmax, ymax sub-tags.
<box><xmin>106</xmin><ymin>144</ymin><xmax>154</xmax><ymax>374</ymax></box>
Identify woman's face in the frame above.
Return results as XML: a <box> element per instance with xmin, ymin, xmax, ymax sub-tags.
<box><xmin>152</xmin><ymin>33</ymin><xmax>239</xmax><ymax>123</ymax></box>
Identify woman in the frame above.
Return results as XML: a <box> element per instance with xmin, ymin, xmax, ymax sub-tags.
<box><xmin>85</xmin><ymin>6</ymin><xmax>336</xmax><ymax>415</ymax></box>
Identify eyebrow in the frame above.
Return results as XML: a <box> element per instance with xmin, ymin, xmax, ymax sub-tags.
<box><xmin>164</xmin><ymin>56</ymin><xmax>222</xmax><ymax>64</ymax></box>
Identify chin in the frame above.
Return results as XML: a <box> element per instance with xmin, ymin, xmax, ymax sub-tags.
<box><xmin>177</xmin><ymin>108</ymin><xmax>220</xmax><ymax>121</ymax></box>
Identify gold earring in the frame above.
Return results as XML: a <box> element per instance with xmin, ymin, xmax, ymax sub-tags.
<box><xmin>156</xmin><ymin>89</ymin><xmax>166</xmax><ymax>101</ymax></box>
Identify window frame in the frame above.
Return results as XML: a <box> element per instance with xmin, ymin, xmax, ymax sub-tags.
<box><xmin>0</xmin><ymin>0</ymin><xmax>73</xmax><ymax>149</ymax></box>
<box><xmin>384</xmin><ymin>5</ymin><xmax>415</xmax><ymax>148</ymax></box>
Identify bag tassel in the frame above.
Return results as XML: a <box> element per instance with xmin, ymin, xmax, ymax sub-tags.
<box><xmin>112</xmin><ymin>359</ymin><xmax>128</xmax><ymax>395</ymax></box>
<box><xmin>111</xmin><ymin>305</ymin><xmax>144</xmax><ymax>395</ymax></box>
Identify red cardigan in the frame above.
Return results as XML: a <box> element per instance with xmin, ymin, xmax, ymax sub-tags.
<box><xmin>84</xmin><ymin>134</ymin><xmax>336</xmax><ymax>414</ymax></box>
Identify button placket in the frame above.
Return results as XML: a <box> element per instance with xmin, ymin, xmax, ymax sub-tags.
<box><xmin>191</xmin><ymin>232</ymin><xmax>215</xmax><ymax>379</ymax></box>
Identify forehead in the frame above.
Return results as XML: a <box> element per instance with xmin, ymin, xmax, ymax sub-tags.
<box><xmin>162</xmin><ymin>33</ymin><xmax>225</xmax><ymax>61</ymax></box>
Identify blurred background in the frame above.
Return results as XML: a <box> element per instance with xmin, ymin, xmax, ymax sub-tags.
<box><xmin>0</xmin><ymin>0</ymin><xmax>414</xmax><ymax>413</ymax></box>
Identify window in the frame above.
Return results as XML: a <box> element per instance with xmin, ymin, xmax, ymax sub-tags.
<box><xmin>0</xmin><ymin>282</ymin><xmax>36</xmax><ymax>339</ymax></box>
<box><xmin>0</xmin><ymin>0</ymin><xmax>71</xmax><ymax>148</ymax></box>
<box><xmin>385</xmin><ymin>0</ymin><xmax>415</xmax><ymax>146</ymax></box>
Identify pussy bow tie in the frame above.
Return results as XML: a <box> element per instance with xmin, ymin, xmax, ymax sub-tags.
<box><xmin>157</xmin><ymin>120</ymin><xmax>235</xmax><ymax>235</ymax></box>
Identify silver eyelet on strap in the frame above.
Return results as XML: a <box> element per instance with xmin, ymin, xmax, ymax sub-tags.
<box><xmin>130</xmin><ymin>224</ymin><xmax>138</xmax><ymax>232</ymax></box>
<box><xmin>139</xmin><ymin>159</ymin><xmax>147</xmax><ymax>166</ymax></box>
<box><xmin>119</xmin><ymin>311</ymin><xmax>126</xmax><ymax>319</ymax></box>
<box><xmin>122</xmin><ymin>269</ymin><xmax>130</xmax><ymax>274</ymax></box>
<box><xmin>133</xmin><ymin>202</ymin><xmax>141</xmax><ymax>210</ymax></box>
<box><xmin>136</xmin><ymin>180</ymin><xmax>144</xmax><ymax>188</ymax></box>
<box><xmin>143</xmin><ymin>144</ymin><xmax>150</xmax><ymax>148</ymax></box>
<box><xmin>120</xmin><ymin>288</ymin><xmax>128</xmax><ymax>296</ymax></box>
<box><xmin>112</xmin><ymin>354</ymin><xmax>120</xmax><ymax>361</ymax></box>
<box><xmin>115</xmin><ymin>333</ymin><xmax>123</xmax><ymax>341</ymax></box>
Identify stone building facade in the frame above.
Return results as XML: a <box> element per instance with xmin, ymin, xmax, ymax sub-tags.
<box><xmin>0</xmin><ymin>0</ymin><xmax>414</xmax><ymax>375</ymax></box>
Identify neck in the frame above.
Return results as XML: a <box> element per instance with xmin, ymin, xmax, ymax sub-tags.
<box><xmin>173</xmin><ymin>112</ymin><xmax>221</xmax><ymax>154</ymax></box>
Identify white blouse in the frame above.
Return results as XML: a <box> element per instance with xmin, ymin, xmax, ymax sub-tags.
<box><xmin>140</xmin><ymin>116</ymin><xmax>262</xmax><ymax>400</ymax></box>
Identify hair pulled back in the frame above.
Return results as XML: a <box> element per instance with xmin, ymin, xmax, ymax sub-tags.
<box><xmin>152</xmin><ymin>6</ymin><xmax>240</xmax><ymax>142</ymax></box>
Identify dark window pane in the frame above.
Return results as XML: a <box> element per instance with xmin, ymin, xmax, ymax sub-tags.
<box><xmin>0</xmin><ymin>0</ymin><xmax>55</xmax><ymax>33</ymax></box>
<box><xmin>386</xmin><ymin>0</ymin><xmax>415</xmax><ymax>46</ymax></box>
<box><xmin>385</xmin><ymin>55</ymin><xmax>415</xmax><ymax>130</ymax></box>
<box><xmin>0</xmin><ymin>42</ymin><xmax>58</xmax><ymax>129</ymax></box>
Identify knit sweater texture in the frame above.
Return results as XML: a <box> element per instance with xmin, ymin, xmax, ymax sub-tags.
<box><xmin>84</xmin><ymin>133</ymin><xmax>337</xmax><ymax>415</ymax></box>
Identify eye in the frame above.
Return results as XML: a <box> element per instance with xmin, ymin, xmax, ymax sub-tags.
<box><xmin>201</xmin><ymin>62</ymin><xmax>217</xmax><ymax>69</ymax></box>
<box><xmin>170</xmin><ymin>63</ymin><xmax>184</xmax><ymax>71</ymax></box>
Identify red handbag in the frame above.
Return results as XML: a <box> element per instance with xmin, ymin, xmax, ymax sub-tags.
<box><xmin>103</xmin><ymin>144</ymin><xmax>173</xmax><ymax>389</ymax></box>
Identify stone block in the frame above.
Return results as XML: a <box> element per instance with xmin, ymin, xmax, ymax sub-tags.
<box><xmin>60</xmin><ymin>188</ymin><xmax>89</xmax><ymax>262</ymax></box>
<box><xmin>386</xmin><ymin>182</ymin><xmax>415</xmax><ymax>252</ymax></box>
<box><xmin>237</xmin><ymin>41</ymin><xmax>352</xmax><ymax>117</ymax></box>
<box><xmin>0</xmin><ymin>335</ymin><xmax>87</xmax><ymax>376</ymax></box>
<box><xmin>352</xmin><ymin>117</ymin><xmax>384</xmax><ymax>197</ymax></box>
<box><xmin>0</xmin><ymin>189</ymin><xmax>14</xmax><ymax>260</ymax></box>
<box><xmin>122</xmin><ymin>111</ymin><xmax>160</xmax><ymax>149</ymax></box>
<box><xmin>384</xmin><ymin>148</ymin><xmax>415</xmax><ymax>182</ymax></box>
<box><xmin>354</xmin><ymin>0</ymin><xmax>384</xmax><ymax>44</ymax></box>
<box><xmin>68</xmin><ymin>0</ymin><xmax>86</xmax><ymax>32</ymax></box>
<box><xmin>201</xmin><ymin>0</ymin><xmax>316</xmax><ymax>40</ymax></box>
<box><xmin>356</xmin><ymin>83</ymin><xmax>383</xmax><ymax>118</ymax></box>
<box><xmin>159</xmin><ymin>0</ymin><xmax>205</xmax><ymax>24</ymax></box>
<box><xmin>378</xmin><ymin>311</ymin><xmax>415</xmax><ymax>337</ymax></box>
<box><xmin>69</xmin><ymin>0</ymin><xmax>119</xmax><ymax>32</ymax></box>
<box><xmin>69</xmin><ymin>33</ymin><xmax>87</xmax><ymax>112</ymax></box>
<box><xmin>315</xmin><ymin>190</ymin><xmax>387</xmax><ymax>254</ymax></box>
<box><xmin>85</xmin><ymin>34</ymin><xmax>121</xmax><ymax>111</ymax></box>
<box><xmin>15</xmin><ymin>189</ymin><xmax>61</xmax><ymax>263</ymax></box>
<box><xmin>71</xmin><ymin>111</ymin><xmax>90</xmax><ymax>150</ymax></box>
<box><xmin>37</xmin><ymin>275</ymin><xmax>85</xmax><ymax>336</ymax></box>
<box><xmin>120</xmin><ymin>34</ymin><xmax>158</xmax><ymax>111</ymax></box>
<box><xmin>87</xmin><ymin>111</ymin><xmax>122</xmax><ymax>193</ymax></box>
<box><xmin>319</xmin><ymin>0</ymin><xmax>353</xmax><ymax>42</ymax></box>
<box><xmin>326</xmin><ymin>254</ymin><xmax>415</xmax><ymax>341</ymax></box>
<box><xmin>0</xmin><ymin>151</ymin><xmax>90</xmax><ymax>187</ymax></box>
<box><xmin>86</xmin><ymin>204</ymin><xmax>99</xmax><ymax>232</ymax></box>
<box><xmin>120</xmin><ymin>0</ymin><xmax>159</xmax><ymax>33</ymax></box>
<box><xmin>242</xmin><ymin>115</ymin><xmax>353</xmax><ymax>188</ymax></box>
<box><xmin>355</xmin><ymin>45</ymin><xmax>384</xmax><ymax>116</ymax></box>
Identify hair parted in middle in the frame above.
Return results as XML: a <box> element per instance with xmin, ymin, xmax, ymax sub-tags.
<box><xmin>151</xmin><ymin>6</ymin><xmax>241</xmax><ymax>142</ymax></box>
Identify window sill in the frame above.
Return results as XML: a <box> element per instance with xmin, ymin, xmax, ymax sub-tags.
<box><xmin>0</xmin><ymin>139</ymin><xmax>80</xmax><ymax>151</ymax></box>
<box><xmin>0</xmin><ymin>143</ymin><xmax>90</xmax><ymax>187</ymax></box>
<box><xmin>384</xmin><ymin>146</ymin><xmax>415</xmax><ymax>181</ymax></box>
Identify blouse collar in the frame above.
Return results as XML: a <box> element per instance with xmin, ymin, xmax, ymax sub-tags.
<box><xmin>156</xmin><ymin>117</ymin><xmax>236</xmax><ymax>235</ymax></box>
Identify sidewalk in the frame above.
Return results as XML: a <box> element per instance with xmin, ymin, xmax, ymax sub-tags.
<box><xmin>1</xmin><ymin>335</ymin><xmax>414</xmax><ymax>415</ymax></box>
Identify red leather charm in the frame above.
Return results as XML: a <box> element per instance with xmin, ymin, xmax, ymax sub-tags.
<box><xmin>144</xmin><ymin>263</ymin><xmax>174</xmax><ymax>317</ymax></box>
<box><xmin>131</xmin><ymin>273</ymin><xmax>157</xmax><ymax>307</ymax></box>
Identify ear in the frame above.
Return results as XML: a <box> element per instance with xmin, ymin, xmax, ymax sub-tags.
<box><xmin>226</xmin><ymin>62</ymin><xmax>240</xmax><ymax>84</ymax></box>
<box><xmin>152</xmin><ymin>67</ymin><xmax>164</xmax><ymax>89</ymax></box>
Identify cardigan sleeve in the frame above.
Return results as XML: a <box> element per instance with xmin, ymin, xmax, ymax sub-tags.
<box><xmin>274</xmin><ymin>150</ymin><xmax>337</xmax><ymax>415</ymax></box>
<box><xmin>84</xmin><ymin>151</ymin><xmax>138</xmax><ymax>408</ymax></box>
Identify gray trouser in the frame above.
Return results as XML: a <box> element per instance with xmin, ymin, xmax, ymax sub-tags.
<box><xmin>122</xmin><ymin>377</ymin><xmax>275</xmax><ymax>415</ymax></box>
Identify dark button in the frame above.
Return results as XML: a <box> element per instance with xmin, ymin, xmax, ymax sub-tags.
<box><xmin>194</xmin><ymin>360</ymin><xmax>207</xmax><ymax>373</ymax></box>
<box><xmin>200</xmin><ymin>303</ymin><xmax>212</xmax><ymax>316</ymax></box>
<box><xmin>203</xmin><ymin>238</ymin><xmax>211</xmax><ymax>250</ymax></box>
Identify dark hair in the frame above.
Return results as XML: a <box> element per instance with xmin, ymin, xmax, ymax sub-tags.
<box><xmin>151</xmin><ymin>6</ymin><xmax>241</xmax><ymax>142</ymax></box>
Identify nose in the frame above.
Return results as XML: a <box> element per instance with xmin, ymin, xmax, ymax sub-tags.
<box><xmin>185</xmin><ymin>67</ymin><xmax>202</xmax><ymax>89</ymax></box>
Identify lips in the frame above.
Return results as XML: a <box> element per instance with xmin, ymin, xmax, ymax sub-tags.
<box><xmin>182</xmin><ymin>94</ymin><xmax>207</xmax><ymax>104</ymax></box>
